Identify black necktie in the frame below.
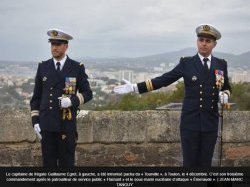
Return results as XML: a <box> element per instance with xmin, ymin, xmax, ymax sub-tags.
<box><xmin>203</xmin><ymin>58</ymin><xmax>209</xmax><ymax>74</ymax></box>
<box><xmin>56</xmin><ymin>62</ymin><xmax>61</xmax><ymax>72</ymax></box>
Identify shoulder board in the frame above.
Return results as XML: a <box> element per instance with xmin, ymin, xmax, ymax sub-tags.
<box><xmin>180</xmin><ymin>56</ymin><xmax>192</xmax><ymax>61</ymax></box>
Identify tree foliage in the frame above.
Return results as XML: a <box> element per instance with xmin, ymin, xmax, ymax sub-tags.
<box><xmin>97</xmin><ymin>82</ymin><xmax>250</xmax><ymax>111</ymax></box>
<box><xmin>98</xmin><ymin>81</ymin><xmax>184</xmax><ymax>110</ymax></box>
<box><xmin>230</xmin><ymin>82</ymin><xmax>250</xmax><ymax>110</ymax></box>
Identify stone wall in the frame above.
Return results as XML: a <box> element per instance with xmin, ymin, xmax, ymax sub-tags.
<box><xmin>0</xmin><ymin>110</ymin><xmax>249</xmax><ymax>167</ymax></box>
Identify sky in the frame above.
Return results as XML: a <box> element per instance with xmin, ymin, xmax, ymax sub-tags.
<box><xmin>0</xmin><ymin>0</ymin><xmax>250</xmax><ymax>61</ymax></box>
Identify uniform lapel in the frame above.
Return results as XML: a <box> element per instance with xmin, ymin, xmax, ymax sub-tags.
<box><xmin>209</xmin><ymin>56</ymin><xmax>216</xmax><ymax>77</ymax></box>
<box><xmin>193</xmin><ymin>54</ymin><xmax>206</xmax><ymax>82</ymax></box>
<box><xmin>46</xmin><ymin>59</ymin><xmax>57</xmax><ymax>85</ymax></box>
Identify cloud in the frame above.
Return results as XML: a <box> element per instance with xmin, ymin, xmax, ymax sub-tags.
<box><xmin>0</xmin><ymin>0</ymin><xmax>250</xmax><ymax>60</ymax></box>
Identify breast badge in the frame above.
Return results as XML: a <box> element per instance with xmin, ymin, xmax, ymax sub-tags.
<box><xmin>192</xmin><ymin>76</ymin><xmax>197</xmax><ymax>82</ymax></box>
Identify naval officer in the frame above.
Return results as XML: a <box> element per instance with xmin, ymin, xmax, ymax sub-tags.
<box><xmin>114</xmin><ymin>24</ymin><xmax>231</xmax><ymax>167</ymax></box>
<box><xmin>30</xmin><ymin>29</ymin><xmax>93</xmax><ymax>167</ymax></box>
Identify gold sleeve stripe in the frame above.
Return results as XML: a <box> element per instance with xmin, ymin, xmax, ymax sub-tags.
<box><xmin>145</xmin><ymin>80</ymin><xmax>154</xmax><ymax>92</ymax></box>
<box><xmin>148</xmin><ymin>79</ymin><xmax>154</xmax><ymax>91</ymax></box>
<box><xmin>224</xmin><ymin>90</ymin><xmax>231</xmax><ymax>97</ymax></box>
<box><xmin>145</xmin><ymin>80</ymin><xmax>150</xmax><ymax>92</ymax></box>
<box><xmin>31</xmin><ymin>110</ymin><xmax>39</xmax><ymax>117</ymax></box>
<box><xmin>77</xmin><ymin>92</ymin><xmax>84</xmax><ymax>104</ymax></box>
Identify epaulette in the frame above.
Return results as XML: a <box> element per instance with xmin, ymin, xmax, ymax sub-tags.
<box><xmin>180</xmin><ymin>56</ymin><xmax>191</xmax><ymax>61</ymax></box>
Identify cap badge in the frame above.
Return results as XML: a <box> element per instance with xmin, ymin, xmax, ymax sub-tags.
<box><xmin>203</xmin><ymin>25</ymin><xmax>210</xmax><ymax>31</ymax></box>
<box><xmin>51</xmin><ymin>30</ymin><xmax>58</xmax><ymax>37</ymax></box>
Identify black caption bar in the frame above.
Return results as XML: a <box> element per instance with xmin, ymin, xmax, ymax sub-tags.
<box><xmin>1</xmin><ymin>167</ymin><xmax>249</xmax><ymax>187</ymax></box>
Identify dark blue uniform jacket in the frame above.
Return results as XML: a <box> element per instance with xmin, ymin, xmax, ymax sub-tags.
<box><xmin>30</xmin><ymin>57</ymin><xmax>92</xmax><ymax>132</ymax></box>
<box><xmin>137</xmin><ymin>54</ymin><xmax>231</xmax><ymax>132</ymax></box>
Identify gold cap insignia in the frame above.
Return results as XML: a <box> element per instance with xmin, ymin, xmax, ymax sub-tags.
<box><xmin>51</xmin><ymin>30</ymin><xmax>58</xmax><ymax>37</ymax></box>
<box><xmin>203</xmin><ymin>25</ymin><xmax>210</xmax><ymax>31</ymax></box>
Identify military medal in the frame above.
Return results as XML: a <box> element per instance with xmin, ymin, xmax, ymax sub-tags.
<box><xmin>61</xmin><ymin>77</ymin><xmax>77</xmax><ymax>120</ymax></box>
<box><xmin>42</xmin><ymin>77</ymin><xmax>47</xmax><ymax>81</ymax></box>
<box><xmin>215</xmin><ymin>70</ymin><xmax>224</xmax><ymax>90</ymax></box>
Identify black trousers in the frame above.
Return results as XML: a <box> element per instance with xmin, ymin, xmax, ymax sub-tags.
<box><xmin>180</xmin><ymin>130</ymin><xmax>218</xmax><ymax>167</ymax></box>
<box><xmin>41</xmin><ymin>130</ymin><xmax>77</xmax><ymax>167</ymax></box>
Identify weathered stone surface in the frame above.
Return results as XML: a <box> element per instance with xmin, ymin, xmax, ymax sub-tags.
<box><xmin>0</xmin><ymin>110</ymin><xmax>36</xmax><ymax>142</ymax></box>
<box><xmin>223</xmin><ymin>111</ymin><xmax>250</xmax><ymax>142</ymax></box>
<box><xmin>222</xmin><ymin>143</ymin><xmax>250</xmax><ymax>166</ymax></box>
<box><xmin>91</xmin><ymin>111</ymin><xmax>146</xmax><ymax>143</ymax></box>
<box><xmin>75</xmin><ymin>143</ymin><xmax>181</xmax><ymax>167</ymax></box>
<box><xmin>0</xmin><ymin>110</ymin><xmax>249</xmax><ymax>166</ymax></box>
<box><xmin>0</xmin><ymin>144</ymin><xmax>42</xmax><ymax>166</ymax></box>
<box><xmin>147</xmin><ymin>111</ymin><xmax>180</xmax><ymax>142</ymax></box>
<box><xmin>77</xmin><ymin>111</ymin><xmax>93</xmax><ymax>143</ymax></box>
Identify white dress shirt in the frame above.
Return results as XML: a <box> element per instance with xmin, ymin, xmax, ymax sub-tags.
<box><xmin>53</xmin><ymin>55</ymin><xmax>67</xmax><ymax>71</ymax></box>
<box><xmin>198</xmin><ymin>53</ymin><xmax>211</xmax><ymax>69</ymax></box>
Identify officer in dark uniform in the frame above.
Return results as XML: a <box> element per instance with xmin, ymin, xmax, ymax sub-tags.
<box><xmin>114</xmin><ymin>24</ymin><xmax>231</xmax><ymax>167</ymax></box>
<box><xmin>30</xmin><ymin>29</ymin><xmax>93</xmax><ymax>167</ymax></box>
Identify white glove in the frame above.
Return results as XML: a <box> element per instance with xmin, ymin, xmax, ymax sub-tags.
<box><xmin>219</xmin><ymin>91</ymin><xmax>229</xmax><ymax>104</ymax></box>
<box><xmin>113</xmin><ymin>79</ymin><xmax>138</xmax><ymax>94</ymax></box>
<box><xmin>58</xmin><ymin>97</ymin><xmax>72</xmax><ymax>108</ymax></box>
<box><xmin>34</xmin><ymin>123</ymin><xmax>42</xmax><ymax>140</ymax></box>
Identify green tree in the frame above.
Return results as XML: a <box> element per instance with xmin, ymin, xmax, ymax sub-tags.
<box><xmin>99</xmin><ymin>81</ymin><xmax>184</xmax><ymax>110</ymax></box>
<box><xmin>230</xmin><ymin>82</ymin><xmax>250</xmax><ymax>110</ymax></box>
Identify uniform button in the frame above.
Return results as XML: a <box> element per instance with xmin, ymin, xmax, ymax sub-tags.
<box><xmin>49</xmin><ymin>107</ymin><xmax>52</xmax><ymax>110</ymax></box>
<box><xmin>50</xmin><ymin>100</ymin><xmax>52</xmax><ymax>103</ymax></box>
<box><xmin>200</xmin><ymin>91</ymin><xmax>203</xmax><ymax>94</ymax></box>
<box><xmin>200</xmin><ymin>85</ymin><xmax>202</xmax><ymax>88</ymax></box>
<box><xmin>50</xmin><ymin>94</ymin><xmax>53</xmax><ymax>96</ymax></box>
<box><xmin>50</xmin><ymin>87</ymin><xmax>53</xmax><ymax>90</ymax></box>
<box><xmin>200</xmin><ymin>98</ymin><xmax>202</xmax><ymax>101</ymax></box>
<box><xmin>212</xmin><ymin>100</ymin><xmax>214</xmax><ymax>102</ymax></box>
<box><xmin>212</xmin><ymin>93</ymin><xmax>215</xmax><ymax>96</ymax></box>
<box><xmin>213</xmin><ymin>86</ymin><xmax>215</xmax><ymax>89</ymax></box>
<box><xmin>211</xmin><ymin>106</ymin><xmax>214</xmax><ymax>109</ymax></box>
<box><xmin>200</xmin><ymin>105</ymin><xmax>202</xmax><ymax>108</ymax></box>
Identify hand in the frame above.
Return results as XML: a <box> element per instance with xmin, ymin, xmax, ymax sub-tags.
<box><xmin>58</xmin><ymin>97</ymin><xmax>72</xmax><ymax>108</ymax></box>
<box><xmin>113</xmin><ymin>79</ymin><xmax>136</xmax><ymax>94</ymax></box>
<box><xmin>219</xmin><ymin>91</ymin><xmax>229</xmax><ymax>104</ymax></box>
<box><xmin>34</xmin><ymin>123</ymin><xmax>42</xmax><ymax>140</ymax></box>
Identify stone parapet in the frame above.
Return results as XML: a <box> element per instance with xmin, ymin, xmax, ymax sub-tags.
<box><xmin>0</xmin><ymin>110</ymin><xmax>249</xmax><ymax>166</ymax></box>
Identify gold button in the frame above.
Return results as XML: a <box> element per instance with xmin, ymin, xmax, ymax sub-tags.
<box><xmin>49</xmin><ymin>107</ymin><xmax>52</xmax><ymax>110</ymax></box>
<box><xmin>200</xmin><ymin>98</ymin><xmax>202</xmax><ymax>101</ymax></box>
<box><xmin>50</xmin><ymin>100</ymin><xmax>52</xmax><ymax>103</ymax></box>
<box><xmin>50</xmin><ymin>94</ymin><xmax>53</xmax><ymax>96</ymax></box>
<box><xmin>200</xmin><ymin>91</ymin><xmax>203</xmax><ymax>94</ymax></box>
<box><xmin>200</xmin><ymin>85</ymin><xmax>202</xmax><ymax>87</ymax></box>
<box><xmin>200</xmin><ymin>105</ymin><xmax>202</xmax><ymax>108</ymax></box>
